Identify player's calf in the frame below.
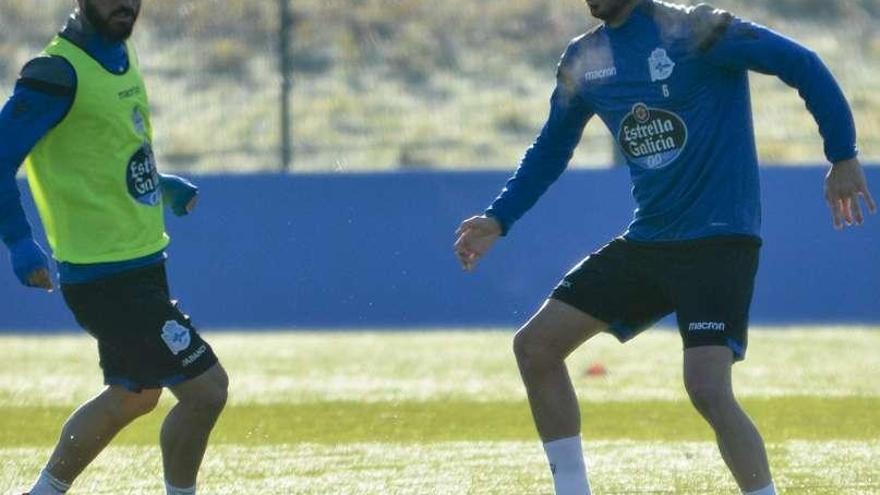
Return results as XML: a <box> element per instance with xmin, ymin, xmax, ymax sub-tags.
<box><xmin>684</xmin><ymin>346</ymin><xmax>774</xmax><ymax>494</ymax></box>
<box><xmin>29</xmin><ymin>387</ymin><xmax>162</xmax><ymax>494</ymax></box>
<box><xmin>161</xmin><ymin>364</ymin><xmax>229</xmax><ymax>493</ymax></box>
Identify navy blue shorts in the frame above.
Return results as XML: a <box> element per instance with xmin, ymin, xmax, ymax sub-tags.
<box><xmin>61</xmin><ymin>263</ymin><xmax>218</xmax><ymax>391</ymax></box>
<box><xmin>551</xmin><ymin>236</ymin><xmax>760</xmax><ymax>361</ymax></box>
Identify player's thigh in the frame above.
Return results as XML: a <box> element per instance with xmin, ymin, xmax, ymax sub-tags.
<box><xmin>672</xmin><ymin>239</ymin><xmax>760</xmax><ymax>361</ymax></box>
<box><xmin>683</xmin><ymin>345</ymin><xmax>734</xmax><ymax>392</ymax></box>
<box><xmin>682</xmin><ymin>346</ymin><xmax>737</xmax><ymax>414</ymax></box>
<box><xmin>514</xmin><ymin>298</ymin><xmax>608</xmax><ymax>362</ymax></box>
<box><xmin>550</xmin><ymin>239</ymin><xmax>673</xmax><ymax>344</ymax></box>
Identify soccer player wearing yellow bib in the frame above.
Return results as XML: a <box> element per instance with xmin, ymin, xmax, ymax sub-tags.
<box><xmin>0</xmin><ymin>2</ymin><xmax>228</xmax><ymax>494</ymax></box>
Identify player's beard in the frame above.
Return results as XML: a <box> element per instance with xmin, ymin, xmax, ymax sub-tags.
<box><xmin>587</xmin><ymin>0</ymin><xmax>638</xmax><ymax>22</ymax></box>
<box><xmin>83</xmin><ymin>1</ymin><xmax>140</xmax><ymax>42</ymax></box>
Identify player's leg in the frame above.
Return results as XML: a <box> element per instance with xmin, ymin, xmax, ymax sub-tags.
<box><xmin>514</xmin><ymin>299</ymin><xmax>606</xmax><ymax>441</ymax></box>
<box><xmin>160</xmin><ymin>363</ymin><xmax>229</xmax><ymax>492</ymax></box>
<box><xmin>57</xmin><ymin>263</ymin><xmax>224</xmax><ymax>494</ymax></box>
<box><xmin>672</xmin><ymin>238</ymin><xmax>775</xmax><ymax>494</ymax></box>
<box><xmin>683</xmin><ymin>346</ymin><xmax>773</xmax><ymax>493</ymax></box>
<box><xmin>29</xmin><ymin>386</ymin><xmax>161</xmax><ymax>493</ymax></box>
<box><xmin>30</xmin><ymin>267</ymin><xmax>172</xmax><ymax>494</ymax></box>
<box><xmin>516</xmin><ymin>239</ymin><xmax>673</xmax><ymax>495</ymax></box>
<box><xmin>513</xmin><ymin>298</ymin><xmax>604</xmax><ymax>495</ymax></box>
<box><xmin>134</xmin><ymin>265</ymin><xmax>227</xmax><ymax>494</ymax></box>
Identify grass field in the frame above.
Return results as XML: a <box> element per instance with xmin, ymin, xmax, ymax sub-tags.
<box><xmin>1</xmin><ymin>328</ymin><xmax>879</xmax><ymax>494</ymax></box>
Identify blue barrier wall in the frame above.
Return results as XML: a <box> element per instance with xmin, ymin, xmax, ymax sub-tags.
<box><xmin>1</xmin><ymin>167</ymin><xmax>877</xmax><ymax>330</ymax></box>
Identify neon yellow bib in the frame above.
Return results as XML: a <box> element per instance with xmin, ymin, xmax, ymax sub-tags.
<box><xmin>25</xmin><ymin>37</ymin><xmax>168</xmax><ymax>263</ymax></box>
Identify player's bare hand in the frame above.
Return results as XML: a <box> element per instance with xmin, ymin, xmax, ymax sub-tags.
<box><xmin>185</xmin><ymin>194</ymin><xmax>199</xmax><ymax>214</ymax></box>
<box><xmin>26</xmin><ymin>267</ymin><xmax>54</xmax><ymax>292</ymax></box>
<box><xmin>825</xmin><ymin>158</ymin><xmax>876</xmax><ymax>229</ymax></box>
<box><xmin>9</xmin><ymin>238</ymin><xmax>52</xmax><ymax>291</ymax></box>
<box><xmin>454</xmin><ymin>215</ymin><xmax>502</xmax><ymax>272</ymax></box>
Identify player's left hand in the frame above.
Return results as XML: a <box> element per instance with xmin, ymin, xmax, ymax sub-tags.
<box><xmin>159</xmin><ymin>174</ymin><xmax>199</xmax><ymax>217</ymax></box>
<box><xmin>825</xmin><ymin>158</ymin><xmax>876</xmax><ymax>229</ymax></box>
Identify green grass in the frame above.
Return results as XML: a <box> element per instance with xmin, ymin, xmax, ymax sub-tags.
<box><xmin>1</xmin><ymin>329</ymin><xmax>879</xmax><ymax>494</ymax></box>
<box><xmin>3</xmin><ymin>396</ymin><xmax>879</xmax><ymax>447</ymax></box>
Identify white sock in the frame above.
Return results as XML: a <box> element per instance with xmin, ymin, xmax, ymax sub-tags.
<box><xmin>29</xmin><ymin>469</ymin><xmax>71</xmax><ymax>495</ymax></box>
<box><xmin>165</xmin><ymin>481</ymin><xmax>196</xmax><ymax>495</ymax></box>
<box><xmin>744</xmin><ymin>483</ymin><xmax>776</xmax><ymax>495</ymax></box>
<box><xmin>542</xmin><ymin>436</ymin><xmax>591</xmax><ymax>495</ymax></box>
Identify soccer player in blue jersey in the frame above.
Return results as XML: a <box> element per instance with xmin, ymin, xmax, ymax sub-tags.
<box><xmin>1</xmin><ymin>1</ymin><xmax>227</xmax><ymax>494</ymax></box>
<box><xmin>454</xmin><ymin>1</ymin><xmax>875</xmax><ymax>494</ymax></box>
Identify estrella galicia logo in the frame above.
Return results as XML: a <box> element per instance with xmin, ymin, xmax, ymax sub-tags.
<box><xmin>126</xmin><ymin>142</ymin><xmax>161</xmax><ymax>206</ymax></box>
<box><xmin>617</xmin><ymin>103</ymin><xmax>688</xmax><ymax>170</ymax></box>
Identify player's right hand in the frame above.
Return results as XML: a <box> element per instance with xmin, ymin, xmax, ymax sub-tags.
<box><xmin>825</xmin><ymin>158</ymin><xmax>877</xmax><ymax>229</ymax></box>
<box><xmin>9</xmin><ymin>238</ymin><xmax>53</xmax><ymax>291</ymax></box>
<box><xmin>454</xmin><ymin>215</ymin><xmax>502</xmax><ymax>272</ymax></box>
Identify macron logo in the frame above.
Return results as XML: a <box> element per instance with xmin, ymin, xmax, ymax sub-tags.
<box><xmin>688</xmin><ymin>321</ymin><xmax>726</xmax><ymax>332</ymax></box>
<box><xmin>585</xmin><ymin>67</ymin><xmax>617</xmax><ymax>82</ymax></box>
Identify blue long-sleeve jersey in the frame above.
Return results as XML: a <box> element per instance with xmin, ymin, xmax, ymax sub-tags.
<box><xmin>0</xmin><ymin>12</ymin><xmax>166</xmax><ymax>283</ymax></box>
<box><xmin>486</xmin><ymin>1</ymin><xmax>858</xmax><ymax>241</ymax></box>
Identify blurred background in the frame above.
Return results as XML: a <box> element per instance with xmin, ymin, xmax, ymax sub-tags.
<box><xmin>1</xmin><ymin>0</ymin><xmax>878</xmax><ymax>173</ymax></box>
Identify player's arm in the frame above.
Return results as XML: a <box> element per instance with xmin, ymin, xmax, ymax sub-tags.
<box><xmin>0</xmin><ymin>56</ymin><xmax>75</xmax><ymax>290</ymax></box>
<box><xmin>455</xmin><ymin>43</ymin><xmax>594</xmax><ymax>271</ymax></box>
<box><xmin>696</xmin><ymin>6</ymin><xmax>875</xmax><ymax>228</ymax></box>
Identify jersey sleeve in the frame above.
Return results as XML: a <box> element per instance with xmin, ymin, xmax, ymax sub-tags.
<box><xmin>485</xmin><ymin>43</ymin><xmax>595</xmax><ymax>235</ymax></box>
<box><xmin>0</xmin><ymin>56</ymin><xmax>75</xmax><ymax>246</ymax></box>
<box><xmin>696</xmin><ymin>6</ymin><xmax>858</xmax><ymax>163</ymax></box>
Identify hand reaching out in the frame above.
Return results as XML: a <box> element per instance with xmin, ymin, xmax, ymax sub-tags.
<box><xmin>454</xmin><ymin>215</ymin><xmax>502</xmax><ymax>272</ymax></box>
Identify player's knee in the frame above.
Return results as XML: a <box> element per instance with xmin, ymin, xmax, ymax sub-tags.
<box><xmin>513</xmin><ymin>327</ymin><xmax>558</xmax><ymax>372</ymax></box>
<box><xmin>200</xmin><ymin>375</ymin><xmax>229</xmax><ymax>417</ymax></box>
<box><xmin>202</xmin><ymin>386</ymin><xmax>228</xmax><ymax>418</ymax></box>
<box><xmin>685</xmin><ymin>381</ymin><xmax>734</xmax><ymax>419</ymax></box>
<box><xmin>181</xmin><ymin>367</ymin><xmax>229</xmax><ymax>418</ymax></box>
<box><xmin>111</xmin><ymin>388</ymin><xmax>162</xmax><ymax>422</ymax></box>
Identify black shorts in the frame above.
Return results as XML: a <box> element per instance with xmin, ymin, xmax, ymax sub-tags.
<box><xmin>61</xmin><ymin>262</ymin><xmax>218</xmax><ymax>392</ymax></box>
<box><xmin>551</xmin><ymin>236</ymin><xmax>760</xmax><ymax>361</ymax></box>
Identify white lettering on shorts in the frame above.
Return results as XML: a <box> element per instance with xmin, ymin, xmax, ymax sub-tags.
<box><xmin>181</xmin><ymin>344</ymin><xmax>208</xmax><ymax>367</ymax></box>
<box><xmin>688</xmin><ymin>321</ymin><xmax>726</xmax><ymax>332</ymax></box>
